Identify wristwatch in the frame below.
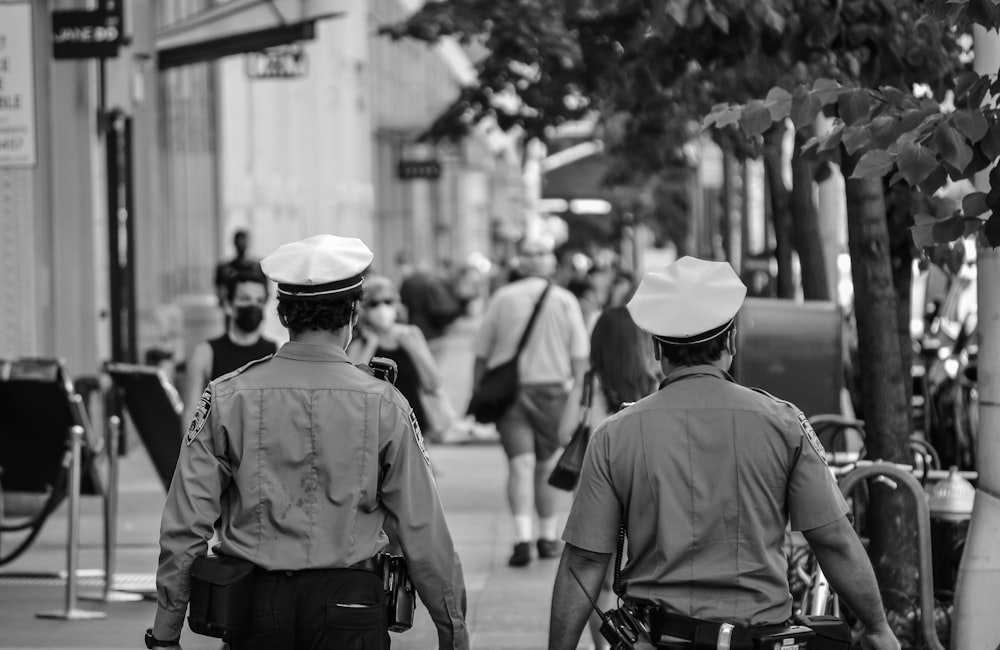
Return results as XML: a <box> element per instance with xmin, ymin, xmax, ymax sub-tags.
<box><xmin>144</xmin><ymin>628</ymin><xmax>179</xmax><ymax>648</ymax></box>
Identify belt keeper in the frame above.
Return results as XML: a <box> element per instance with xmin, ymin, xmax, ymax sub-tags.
<box><xmin>717</xmin><ymin>623</ymin><xmax>734</xmax><ymax>650</ymax></box>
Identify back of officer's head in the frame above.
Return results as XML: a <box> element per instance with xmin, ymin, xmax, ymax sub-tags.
<box><xmin>260</xmin><ymin>234</ymin><xmax>373</xmax><ymax>335</ymax></box>
<box><xmin>626</xmin><ymin>257</ymin><xmax>747</xmax><ymax>369</ymax></box>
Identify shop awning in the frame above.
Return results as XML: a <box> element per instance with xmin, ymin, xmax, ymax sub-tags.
<box><xmin>156</xmin><ymin>0</ymin><xmax>348</xmax><ymax>70</ymax></box>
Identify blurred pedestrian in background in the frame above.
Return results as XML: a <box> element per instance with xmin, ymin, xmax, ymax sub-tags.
<box><xmin>603</xmin><ymin>269</ymin><xmax>637</xmax><ymax>310</ymax></box>
<box><xmin>567</xmin><ymin>275</ymin><xmax>600</xmax><ymax>332</ymax></box>
<box><xmin>396</xmin><ymin>251</ymin><xmax>466</xmax><ymax>343</ymax></box>
<box><xmin>213</xmin><ymin>229</ymin><xmax>264</xmax><ymax>307</ymax></box>
<box><xmin>472</xmin><ymin>235</ymin><xmax>590</xmax><ymax>567</ymax></box>
<box><xmin>347</xmin><ymin>276</ymin><xmax>444</xmax><ymax>438</ymax></box>
<box><xmin>580</xmin><ymin>305</ymin><xmax>660</xmax><ymax>650</ymax></box>
<box><xmin>182</xmin><ymin>271</ymin><xmax>277</xmax><ymax>430</ymax></box>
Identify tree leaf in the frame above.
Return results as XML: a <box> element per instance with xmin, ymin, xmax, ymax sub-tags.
<box><xmin>870</xmin><ymin>115</ymin><xmax>902</xmax><ymax>149</ymax></box>
<box><xmin>838</xmin><ymin>89</ymin><xmax>873</xmax><ymax>126</ymax></box>
<box><xmin>963</xmin><ymin>191</ymin><xmax>990</xmax><ymax>217</ymax></box>
<box><xmin>704</xmin><ymin>0</ymin><xmax>730</xmax><ymax>32</ymax></box>
<box><xmin>918</xmin><ymin>166</ymin><xmax>949</xmax><ymax>195</ymax></box>
<box><xmin>665</xmin><ymin>0</ymin><xmax>693</xmax><ymax>26</ymax></box>
<box><xmin>790</xmin><ymin>87</ymin><xmax>822</xmax><ymax>130</ymax></box>
<box><xmin>739</xmin><ymin>100</ymin><xmax>774</xmax><ymax>137</ymax></box>
<box><xmin>933</xmin><ymin>215</ymin><xmax>970</xmax><ymax>243</ymax></box>
<box><xmin>813</xmin><ymin>78</ymin><xmax>845</xmax><ymax>105</ymax></box>
<box><xmin>911</xmin><ymin>213</ymin><xmax>938</xmax><ymax>248</ymax></box>
<box><xmin>955</xmin><ymin>70</ymin><xmax>981</xmax><ymax>100</ymax></box>
<box><xmin>985</xmin><ymin>213</ymin><xmax>1000</xmax><ymax>247</ymax></box>
<box><xmin>879</xmin><ymin>85</ymin><xmax>917</xmax><ymax>110</ymax></box>
<box><xmin>968</xmin><ymin>75</ymin><xmax>992</xmax><ymax>109</ymax></box>
<box><xmin>896</xmin><ymin>142</ymin><xmax>939</xmax><ymax>185</ymax></box>
<box><xmin>851</xmin><ymin>149</ymin><xmax>895</xmax><ymax>179</ymax></box>
<box><xmin>934</xmin><ymin>123</ymin><xmax>973</xmax><ymax>172</ymax></box>
<box><xmin>765</xmin><ymin>87</ymin><xmax>793</xmax><ymax>121</ymax></box>
<box><xmin>704</xmin><ymin>104</ymin><xmax>741</xmax><ymax>129</ymax></box>
<box><xmin>951</xmin><ymin>110</ymin><xmax>989</xmax><ymax>143</ymax></box>
<box><xmin>843</xmin><ymin>125</ymin><xmax>872</xmax><ymax>155</ymax></box>
<box><xmin>980</xmin><ymin>122</ymin><xmax>1000</xmax><ymax>159</ymax></box>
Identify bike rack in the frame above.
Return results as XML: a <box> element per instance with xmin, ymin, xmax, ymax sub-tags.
<box><xmin>838</xmin><ymin>462</ymin><xmax>944</xmax><ymax>650</ymax></box>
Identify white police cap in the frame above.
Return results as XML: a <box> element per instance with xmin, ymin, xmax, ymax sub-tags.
<box><xmin>626</xmin><ymin>256</ymin><xmax>747</xmax><ymax>345</ymax></box>
<box><xmin>261</xmin><ymin>234</ymin><xmax>374</xmax><ymax>301</ymax></box>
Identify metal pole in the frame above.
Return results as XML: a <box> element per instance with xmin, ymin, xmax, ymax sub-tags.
<box><xmin>37</xmin><ymin>426</ymin><xmax>106</xmax><ymax>620</ymax></box>
<box><xmin>81</xmin><ymin>415</ymin><xmax>141</xmax><ymax>603</ymax></box>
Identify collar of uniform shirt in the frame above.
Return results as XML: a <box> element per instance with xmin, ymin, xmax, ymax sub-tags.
<box><xmin>658</xmin><ymin>364</ymin><xmax>735</xmax><ymax>390</ymax></box>
<box><xmin>276</xmin><ymin>341</ymin><xmax>355</xmax><ymax>363</ymax></box>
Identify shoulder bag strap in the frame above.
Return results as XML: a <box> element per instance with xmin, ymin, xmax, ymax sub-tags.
<box><xmin>513</xmin><ymin>281</ymin><xmax>552</xmax><ymax>358</ymax></box>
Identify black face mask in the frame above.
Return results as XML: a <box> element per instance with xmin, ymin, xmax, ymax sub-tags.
<box><xmin>233</xmin><ymin>305</ymin><xmax>264</xmax><ymax>333</ymax></box>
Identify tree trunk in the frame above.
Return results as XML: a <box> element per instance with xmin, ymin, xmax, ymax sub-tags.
<box><xmin>762</xmin><ymin>126</ymin><xmax>795</xmax><ymax>299</ymax></box>
<box><xmin>886</xmin><ymin>185</ymin><xmax>916</xmax><ymax>423</ymax></box>
<box><xmin>843</xmin><ymin>174</ymin><xmax>919</xmax><ymax>641</ymax></box>
<box><xmin>791</xmin><ymin>134</ymin><xmax>830</xmax><ymax>301</ymax></box>
<box><xmin>953</xmin><ymin>27</ymin><xmax>1000</xmax><ymax>647</ymax></box>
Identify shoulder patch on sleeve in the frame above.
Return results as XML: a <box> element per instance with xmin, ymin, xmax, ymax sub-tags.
<box><xmin>185</xmin><ymin>386</ymin><xmax>212</xmax><ymax>446</ymax></box>
<box><xmin>798</xmin><ymin>411</ymin><xmax>828</xmax><ymax>464</ymax></box>
<box><xmin>409</xmin><ymin>409</ymin><xmax>431</xmax><ymax>465</ymax></box>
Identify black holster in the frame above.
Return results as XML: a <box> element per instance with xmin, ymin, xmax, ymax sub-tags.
<box><xmin>378</xmin><ymin>553</ymin><xmax>416</xmax><ymax>633</ymax></box>
<box><xmin>187</xmin><ymin>554</ymin><xmax>256</xmax><ymax>640</ymax></box>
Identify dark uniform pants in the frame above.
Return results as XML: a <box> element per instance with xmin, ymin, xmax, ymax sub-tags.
<box><xmin>230</xmin><ymin>567</ymin><xmax>388</xmax><ymax>650</ymax></box>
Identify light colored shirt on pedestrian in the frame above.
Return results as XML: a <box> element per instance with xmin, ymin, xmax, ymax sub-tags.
<box><xmin>475</xmin><ymin>276</ymin><xmax>590</xmax><ymax>385</ymax></box>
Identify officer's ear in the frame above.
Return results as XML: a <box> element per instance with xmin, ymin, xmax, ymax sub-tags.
<box><xmin>725</xmin><ymin>328</ymin><xmax>737</xmax><ymax>356</ymax></box>
<box><xmin>350</xmin><ymin>301</ymin><xmax>360</xmax><ymax>327</ymax></box>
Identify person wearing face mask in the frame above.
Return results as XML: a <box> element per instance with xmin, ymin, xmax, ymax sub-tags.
<box><xmin>347</xmin><ymin>276</ymin><xmax>441</xmax><ymax>435</ymax></box>
<box><xmin>181</xmin><ymin>272</ymin><xmax>278</xmax><ymax>434</ymax></box>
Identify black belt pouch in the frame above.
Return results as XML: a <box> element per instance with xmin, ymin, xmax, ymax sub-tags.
<box><xmin>188</xmin><ymin>554</ymin><xmax>256</xmax><ymax>639</ymax></box>
<box><xmin>795</xmin><ymin>615</ymin><xmax>852</xmax><ymax>650</ymax></box>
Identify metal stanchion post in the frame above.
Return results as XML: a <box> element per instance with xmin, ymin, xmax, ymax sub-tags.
<box><xmin>37</xmin><ymin>425</ymin><xmax>106</xmax><ymax>620</ymax></box>
<box><xmin>82</xmin><ymin>415</ymin><xmax>141</xmax><ymax>602</ymax></box>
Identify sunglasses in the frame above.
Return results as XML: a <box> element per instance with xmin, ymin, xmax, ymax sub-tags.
<box><xmin>366</xmin><ymin>299</ymin><xmax>396</xmax><ymax>307</ymax></box>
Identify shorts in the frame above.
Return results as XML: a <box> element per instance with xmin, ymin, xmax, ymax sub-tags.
<box><xmin>497</xmin><ymin>383</ymin><xmax>569</xmax><ymax>461</ymax></box>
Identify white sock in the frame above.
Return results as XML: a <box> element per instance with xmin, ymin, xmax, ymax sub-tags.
<box><xmin>513</xmin><ymin>515</ymin><xmax>534</xmax><ymax>542</ymax></box>
<box><xmin>539</xmin><ymin>516</ymin><xmax>559</xmax><ymax>541</ymax></box>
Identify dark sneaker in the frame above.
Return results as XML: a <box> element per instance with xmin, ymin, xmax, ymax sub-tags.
<box><xmin>537</xmin><ymin>538</ymin><xmax>563</xmax><ymax>559</ymax></box>
<box><xmin>508</xmin><ymin>542</ymin><xmax>532</xmax><ymax>567</ymax></box>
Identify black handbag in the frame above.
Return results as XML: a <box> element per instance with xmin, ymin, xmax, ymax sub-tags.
<box><xmin>188</xmin><ymin>553</ymin><xmax>256</xmax><ymax>640</ymax></box>
<box><xmin>467</xmin><ymin>282</ymin><xmax>552</xmax><ymax>424</ymax></box>
<box><xmin>548</xmin><ymin>371</ymin><xmax>594</xmax><ymax>491</ymax></box>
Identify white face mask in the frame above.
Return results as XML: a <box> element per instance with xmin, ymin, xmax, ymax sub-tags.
<box><xmin>367</xmin><ymin>303</ymin><xmax>397</xmax><ymax>330</ymax></box>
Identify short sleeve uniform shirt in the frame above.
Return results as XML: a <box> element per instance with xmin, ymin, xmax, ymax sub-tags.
<box><xmin>562</xmin><ymin>365</ymin><xmax>849</xmax><ymax>626</ymax></box>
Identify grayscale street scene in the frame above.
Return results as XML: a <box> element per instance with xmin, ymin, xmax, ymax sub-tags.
<box><xmin>1</xmin><ymin>1</ymin><xmax>998</xmax><ymax>650</ymax></box>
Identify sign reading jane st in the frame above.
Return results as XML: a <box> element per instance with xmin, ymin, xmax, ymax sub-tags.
<box><xmin>52</xmin><ymin>9</ymin><xmax>123</xmax><ymax>59</ymax></box>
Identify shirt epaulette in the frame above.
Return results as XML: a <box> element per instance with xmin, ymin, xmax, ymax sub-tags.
<box><xmin>212</xmin><ymin>354</ymin><xmax>274</xmax><ymax>386</ymax></box>
<box><xmin>749</xmin><ymin>386</ymin><xmax>795</xmax><ymax>409</ymax></box>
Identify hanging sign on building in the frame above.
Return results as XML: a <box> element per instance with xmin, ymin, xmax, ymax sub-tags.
<box><xmin>52</xmin><ymin>9</ymin><xmax>124</xmax><ymax>59</ymax></box>
<box><xmin>246</xmin><ymin>44</ymin><xmax>309</xmax><ymax>80</ymax></box>
<box><xmin>0</xmin><ymin>3</ymin><xmax>37</xmax><ymax>167</ymax></box>
<box><xmin>398</xmin><ymin>160</ymin><xmax>442</xmax><ymax>180</ymax></box>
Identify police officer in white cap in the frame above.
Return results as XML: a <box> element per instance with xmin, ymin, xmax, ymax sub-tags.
<box><xmin>147</xmin><ymin>235</ymin><xmax>469</xmax><ymax>650</ymax></box>
<box><xmin>548</xmin><ymin>257</ymin><xmax>899</xmax><ymax>650</ymax></box>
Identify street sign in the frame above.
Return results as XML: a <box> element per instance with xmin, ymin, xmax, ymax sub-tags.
<box><xmin>52</xmin><ymin>9</ymin><xmax>124</xmax><ymax>59</ymax></box>
<box><xmin>0</xmin><ymin>3</ymin><xmax>37</xmax><ymax>167</ymax></box>
<box><xmin>398</xmin><ymin>160</ymin><xmax>442</xmax><ymax>180</ymax></box>
<box><xmin>246</xmin><ymin>45</ymin><xmax>308</xmax><ymax>80</ymax></box>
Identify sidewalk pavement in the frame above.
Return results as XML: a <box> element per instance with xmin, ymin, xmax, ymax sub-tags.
<box><xmin>1</xmin><ymin>316</ymin><xmax>596</xmax><ymax>649</ymax></box>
